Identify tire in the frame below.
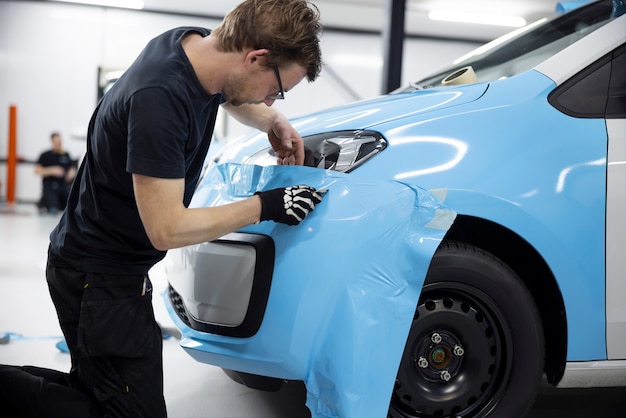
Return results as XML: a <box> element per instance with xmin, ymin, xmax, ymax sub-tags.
<box><xmin>389</xmin><ymin>241</ymin><xmax>545</xmax><ymax>418</ymax></box>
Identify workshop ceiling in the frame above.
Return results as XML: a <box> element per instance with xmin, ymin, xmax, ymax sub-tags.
<box><xmin>139</xmin><ymin>0</ymin><xmax>562</xmax><ymax>42</ymax></box>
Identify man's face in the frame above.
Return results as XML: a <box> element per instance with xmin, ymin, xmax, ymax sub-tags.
<box><xmin>223</xmin><ymin>63</ymin><xmax>307</xmax><ymax>107</ymax></box>
<box><xmin>51</xmin><ymin>135</ymin><xmax>63</xmax><ymax>152</ymax></box>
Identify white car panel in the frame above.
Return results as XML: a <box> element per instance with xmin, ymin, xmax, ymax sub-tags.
<box><xmin>606</xmin><ymin>117</ymin><xmax>626</xmax><ymax>360</ymax></box>
<box><xmin>535</xmin><ymin>14</ymin><xmax>626</xmax><ymax>85</ymax></box>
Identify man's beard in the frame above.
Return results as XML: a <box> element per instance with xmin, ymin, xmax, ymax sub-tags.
<box><xmin>222</xmin><ymin>76</ymin><xmax>246</xmax><ymax>107</ymax></box>
<box><xmin>225</xmin><ymin>96</ymin><xmax>245</xmax><ymax>107</ymax></box>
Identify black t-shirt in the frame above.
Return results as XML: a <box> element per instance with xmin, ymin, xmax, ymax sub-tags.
<box><xmin>37</xmin><ymin>150</ymin><xmax>75</xmax><ymax>188</ymax></box>
<box><xmin>50</xmin><ymin>27</ymin><xmax>224</xmax><ymax>274</ymax></box>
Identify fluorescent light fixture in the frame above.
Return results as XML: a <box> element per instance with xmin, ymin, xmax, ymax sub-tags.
<box><xmin>55</xmin><ymin>0</ymin><xmax>145</xmax><ymax>9</ymax></box>
<box><xmin>428</xmin><ymin>10</ymin><xmax>526</xmax><ymax>27</ymax></box>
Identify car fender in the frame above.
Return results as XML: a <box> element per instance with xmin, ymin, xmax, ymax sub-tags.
<box><xmin>362</xmin><ymin>70</ymin><xmax>609</xmax><ymax>362</ymax></box>
<box><xmin>442</xmin><ymin>188</ymin><xmax>605</xmax><ymax>361</ymax></box>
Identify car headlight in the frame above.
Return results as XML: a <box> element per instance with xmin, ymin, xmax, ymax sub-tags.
<box><xmin>244</xmin><ymin>130</ymin><xmax>387</xmax><ymax>173</ymax></box>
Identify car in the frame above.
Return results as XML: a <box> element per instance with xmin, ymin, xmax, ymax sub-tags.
<box><xmin>163</xmin><ymin>1</ymin><xmax>626</xmax><ymax>417</ymax></box>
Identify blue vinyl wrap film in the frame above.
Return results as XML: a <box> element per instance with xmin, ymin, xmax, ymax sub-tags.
<box><xmin>166</xmin><ymin>162</ymin><xmax>456</xmax><ymax>418</ymax></box>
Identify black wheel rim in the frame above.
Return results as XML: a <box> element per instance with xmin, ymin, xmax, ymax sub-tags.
<box><xmin>391</xmin><ymin>281</ymin><xmax>513</xmax><ymax>417</ymax></box>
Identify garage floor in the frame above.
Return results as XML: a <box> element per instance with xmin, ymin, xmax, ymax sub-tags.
<box><xmin>1</xmin><ymin>204</ymin><xmax>625</xmax><ymax>418</ymax></box>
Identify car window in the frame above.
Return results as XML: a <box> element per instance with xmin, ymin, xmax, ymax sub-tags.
<box><xmin>548</xmin><ymin>44</ymin><xmax>626</xmax><ymax>118</ymax></box>
<box><xmin>403</xmin><ymin>0</ymin><xmax>616</xmax><ymax>89</ymax></box>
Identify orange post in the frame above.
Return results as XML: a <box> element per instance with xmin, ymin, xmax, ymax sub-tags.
<box><xmin>7</xmin><ymin>105</ymin><xmax>17</xmax><ymax>204</ymax></box>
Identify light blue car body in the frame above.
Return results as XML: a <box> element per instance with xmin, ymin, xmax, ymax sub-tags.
<box><xmin>164</xmin><ymin>3</ymin><xmax>625</xmax><ymax>416</ymax></box>
<box><xmin>164</xmin><ymin>70</ymin><xmax>606</xmax><ymax>417</ymax></box>
<box><xmin>318</xmin><ymin>71</ymin><xmax>606</xmax><ymax>362</ymax></box>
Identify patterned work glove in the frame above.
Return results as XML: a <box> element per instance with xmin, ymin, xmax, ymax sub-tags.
<box><xmin>255</xmin><ymin>185</ymin><xmax>327</xmax><ymax>226</ymax></box>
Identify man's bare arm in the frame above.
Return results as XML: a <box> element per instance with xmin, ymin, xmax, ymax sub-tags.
<box><xmin>133</xmin><ymin>174</ymin><xmax>262</xmax><ymax>251</ymax></box>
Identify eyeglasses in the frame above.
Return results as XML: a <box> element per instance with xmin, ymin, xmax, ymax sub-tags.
<box><xmin>266</xmin><ymin>65</ymin><xmax>285</xmax><ymax>100</ymax></box>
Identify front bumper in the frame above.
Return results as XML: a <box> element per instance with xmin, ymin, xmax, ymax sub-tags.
<box><xmin>164</xmin><ymin>163</ymin><xmax>456</xmax><ymax>418</ymax></box>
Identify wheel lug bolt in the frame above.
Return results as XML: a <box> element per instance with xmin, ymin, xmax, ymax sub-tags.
<box><xmin>431</xmin><ymin>332</ymin><xmax>442</xmax><ymax>343</ymax></box>
<box><xmin>417</xmin><ymin>356</ymin><xmax>429</xmax><ymax>368</ymax></box>
<box><xmin>440</xmin><ymin>370</ymin><xmax>451</xmax><ymax>382</ymax></box>
<box><xmin>453</xmin><ymin>345</ymin><xmax>465</xmax><ymax>356</ymax></box>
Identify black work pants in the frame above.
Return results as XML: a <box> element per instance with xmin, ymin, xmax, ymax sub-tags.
<box><xmin>0</xmin><ymin>364</ymin><xmax>101</xmax><ymax>417</ymax></box>
<box><xmin>0</xmin><ymin>250</ymin><xmax>167</xmax><ymax>417</ymax></box>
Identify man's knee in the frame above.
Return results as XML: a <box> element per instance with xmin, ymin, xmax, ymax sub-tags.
<box><xmin>0</xmin><ymin>364</ymin><xmax>101</xmax><ymax>418</ymax></box>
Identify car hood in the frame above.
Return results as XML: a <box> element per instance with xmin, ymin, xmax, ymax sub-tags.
<box><xmin>218</xmin><ymin>84</ymin><xmax>489</xmax><ymax>164</ymax></box>
<box><xmin>292</xmin><ymin>83</ymin><xmax>489</xmax><ymax>135</ymax></box>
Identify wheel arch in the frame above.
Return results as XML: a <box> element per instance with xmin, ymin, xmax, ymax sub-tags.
<box><xmin>443</xmin><ymin>214</ymin><xmax>567</xmax><ymax>385</ymax></box>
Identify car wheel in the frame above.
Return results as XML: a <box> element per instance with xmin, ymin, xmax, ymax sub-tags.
<box><xmin>389</xmin><ymin>241</ymin><xmax>544</xmax><ymax>418</ymax></box>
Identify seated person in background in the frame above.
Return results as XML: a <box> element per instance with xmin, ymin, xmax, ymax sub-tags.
<box><xmin>34</xmin><ymin>132</ymin><xmax>77</xmax><ymax>213</ymax></box>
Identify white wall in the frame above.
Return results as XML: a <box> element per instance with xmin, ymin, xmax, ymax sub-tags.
<box><xmin>0</xmin><ymin>0</ymin><xmax>479</xmax><ymax>202</ymax></box>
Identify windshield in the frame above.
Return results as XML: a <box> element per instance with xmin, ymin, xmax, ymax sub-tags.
<box><xmin>403</xmin><ymin>0</ymin><xmax>617</xmax><ymax>90</ymax></box>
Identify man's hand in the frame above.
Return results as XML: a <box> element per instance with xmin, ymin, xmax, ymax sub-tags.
<box><xmin>221</xmin><ymin>103</ymin><xmax>305</xmax><ymax>166</ymax></box>
<box><xmin>256</xmin><ymin>185</ymin><xmax>327</xmax><ymax>225</ymax></box>
<box><xmin>267</xmin><ymin>118</ymin><xmax>305</xmax><ymax>166</ymax></box>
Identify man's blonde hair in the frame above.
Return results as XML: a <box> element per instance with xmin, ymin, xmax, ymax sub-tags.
<box><xmin>212</xmin><ymin>0</ymin><xmax>323</xmax><ymax>81</ymax></box>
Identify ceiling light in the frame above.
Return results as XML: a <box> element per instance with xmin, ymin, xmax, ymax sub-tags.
<box><xmin>55</xmin><ymin>0</ymin><xmax>145</xmax><ymax>9</ymax></box>
<box><xmin>428</xmin><ymin>10</ymin><xmax>526</xmax><ymax>27</ymax></box>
